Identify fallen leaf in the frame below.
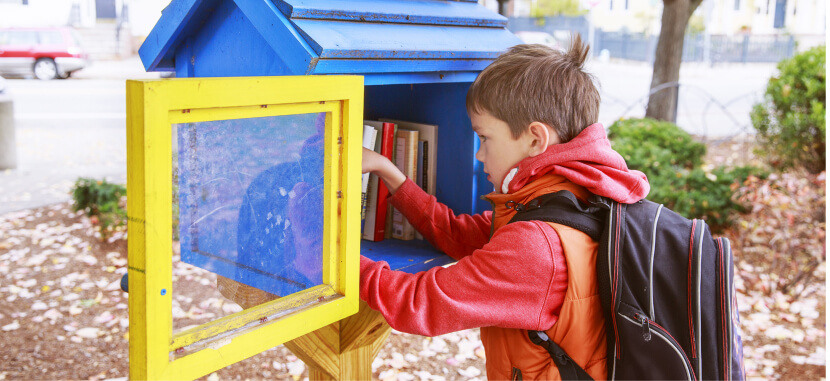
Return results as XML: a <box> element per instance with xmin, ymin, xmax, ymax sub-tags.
<box><xmin>1</xmin><ymin>321</ymin><xmax>20</xmax><ymax>331</ymax></box>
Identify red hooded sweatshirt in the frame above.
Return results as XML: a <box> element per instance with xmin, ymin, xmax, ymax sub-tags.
<box><xmin>359</xmin><ymin>124</ymin><xmax>649</xmax><ymax>337</ymax></box>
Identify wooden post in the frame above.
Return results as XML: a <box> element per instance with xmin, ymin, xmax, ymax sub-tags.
<box><xmin>285</xmin><ymin>301</ymin><xmax>391</xmax><ymax>380</ymax></box>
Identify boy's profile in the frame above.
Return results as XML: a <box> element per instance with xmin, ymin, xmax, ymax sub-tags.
<box><xmin>360</xmin><ymin>36</ymin><xmax>649</xmax><ymax>380</ymax></box>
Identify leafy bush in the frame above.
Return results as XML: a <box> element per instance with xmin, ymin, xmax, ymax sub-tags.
<box><xmin>609</xmin><ymin>118</ymin><xmax>765</xmax><ymax>230</ymax></box>
<box><xmin>751</xmin><ymin>45</ymin><xmax>826</xmax><ymax>173</ymax></box>
<box><xmin>71</xmin><ymin>178</ymin><xmax>126</xmax><ymax>239</ymax></box>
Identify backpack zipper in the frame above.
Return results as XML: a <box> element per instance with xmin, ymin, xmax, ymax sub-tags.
<box><xmin>621</xmin><ymin>312</ymin><xmax>696</xmax><ymax>381</ymax></box>
<box><xmin>637</xmin><ymin>313</ymin><xmax>652</xmax><ymax>342</ymax></box>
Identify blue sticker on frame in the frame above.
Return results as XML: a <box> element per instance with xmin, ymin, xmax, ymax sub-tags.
<box><xmin>177</xmin><ymin>113</ymin><xmax>325</xmax><ymax>298</ymax></box>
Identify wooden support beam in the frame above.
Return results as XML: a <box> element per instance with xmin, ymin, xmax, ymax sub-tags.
<box><xmin>285</xmin><ymin>300</ymin><xmax>391</xmax><ymax>380</ymax></box>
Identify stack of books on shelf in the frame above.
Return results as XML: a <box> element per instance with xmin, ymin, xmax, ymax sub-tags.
<box><xmin>361</xmin><ymin>119</ymin><xmax>437</xmax><ymax>243</ymax></box>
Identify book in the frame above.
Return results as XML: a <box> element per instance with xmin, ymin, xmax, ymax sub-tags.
<box><xmin>415</xmin><ymin>141</ymin><xmax>425</xmax><ymax>240</ymax></box>
<box><xmin>362</xmin><ymin>120</ymin><xmax>396</xmax><ymax>241</ymax></box>
<box><xmin>391</xmin><ymin>129</ymin><xmax>419</xmax><ymax>240</ymax></box>
<box><xmin>416</xmin><ymin>141</ymin><xmax>424</xmax><ymax>189</ymax></box>
<box><xmin>361</xmin><ymin>122</ymin><xmax>382</xmax><ymax>241</ymax></box>
<box><xmin>361</xmin><ymin>125</ymin><xmax>378</xmax><ymax>220</ymax></box>
<box><xmin>380</xmin><ymin>119</ymin><xmax>438</xmax><ymax>196</ymax></box>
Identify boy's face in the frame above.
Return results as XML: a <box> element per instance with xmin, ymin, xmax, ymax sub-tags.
<box><xmin>470</xmin><ymin>110</ymin><xmax>533</xmax><ymax>193</ymax></box>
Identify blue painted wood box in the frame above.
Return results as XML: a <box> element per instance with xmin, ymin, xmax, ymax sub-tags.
<box><xmin>140</xmin><ymin>0</ymin><xmax>521</xmax><ymax>273</ymax></box>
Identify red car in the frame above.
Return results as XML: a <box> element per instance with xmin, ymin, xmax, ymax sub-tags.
<box><xmin>0</xmin><ymin>27</ymin><xmax>88</xmax><ymax>80</ymax></box>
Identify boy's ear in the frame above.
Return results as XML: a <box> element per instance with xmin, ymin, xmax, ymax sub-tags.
<box><xmin>526</xmin><ymin>122</ymin><xmax>559</xmax><ymax>157</ymax></box>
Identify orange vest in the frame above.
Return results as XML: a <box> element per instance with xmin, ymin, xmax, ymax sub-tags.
<box><xmin>482</xmin><ymin>174</ymin><xmax>607</xmax><ymax>380</ymax></box>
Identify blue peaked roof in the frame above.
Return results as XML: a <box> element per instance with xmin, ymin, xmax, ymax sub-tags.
<box><xmin>139</xmin><ymin>0</ymin><xmax>521</xmax><ymax>84</ymax></box>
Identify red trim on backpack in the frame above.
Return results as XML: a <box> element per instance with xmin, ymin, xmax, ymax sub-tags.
<box><xmin>650</xmin><ymin>320</ymin><xmax>699</xmax><ymax>381</ymax></box>
<box><xmin>688</xmin><ymin>220</ymin><xmax>697</xmax><ymax>357</ymax></box>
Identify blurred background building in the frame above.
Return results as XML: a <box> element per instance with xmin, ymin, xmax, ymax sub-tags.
<box><xmin>0</xmin><ymin>0</ymin><xmax>824</xmax><ymax>61</ymax></box>
<box><xmin>481</xmin><ymin>0</ymin><xmax>825</xmax><ymax>62</ymax></box>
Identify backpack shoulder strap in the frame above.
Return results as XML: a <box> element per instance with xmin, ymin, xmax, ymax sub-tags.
<box><xmin>506</xmin><ymin>190</ymin><xmax>606</xmax><ymax>241</ymax></box>
<box><xmin>528</xmin><ymin>330</ymin><xmax>595</xmax><ymax>380</ymax></box>
<box><xmin>509</xmin><ymin>190</ymin><xmax>610</xmax><ymax>381</ymax></box>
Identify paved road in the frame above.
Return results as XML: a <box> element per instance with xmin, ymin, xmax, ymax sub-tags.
<box><xmin>0</xmin><ymin>58</ymin><xmax>159</xmax><ymax>214</ymax></box>
<box><xmin>0</xmin><ymin>57</ymin><xmax>776</xmax><ymax>214</ymax></box>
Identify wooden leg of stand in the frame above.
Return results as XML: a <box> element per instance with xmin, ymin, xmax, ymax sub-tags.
<box><xmin>285</xmin><ymin>300</ymin><xmax>391</xmax><ymax>380</ymax></box>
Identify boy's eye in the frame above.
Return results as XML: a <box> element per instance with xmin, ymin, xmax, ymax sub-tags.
<box><xmin>478</xmin><ymin>135</ymin><xmax>487</xmax><ymax>142</ymax></box>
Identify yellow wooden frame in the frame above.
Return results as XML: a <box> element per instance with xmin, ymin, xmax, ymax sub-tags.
<box><xmin>126</xmin><ymin>76</ymin><xmax>363</xmax><ymax>380</ymax></box>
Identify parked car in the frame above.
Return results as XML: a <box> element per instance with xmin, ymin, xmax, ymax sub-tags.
<box><xmin>0</xmin><ymin>27</ymin><xmax>88</xmax><ymax>80</ymax></box>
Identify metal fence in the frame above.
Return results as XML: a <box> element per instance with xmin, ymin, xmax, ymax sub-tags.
<box><xmin>508</xmin><ymin>16</ymin><xmax>797</xmax><ymax>64</ymax></box>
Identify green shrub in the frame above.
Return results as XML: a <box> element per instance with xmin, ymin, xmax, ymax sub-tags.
<box><xmin>608</xmin><ymin>118</ymin><xmax>706</xmax><ymax>170</ymax></box>
<box><xmin>609</xmin><ymin>118</ymin><xmax>765</xmax><ymax>230</ymax></box>
<box><xmin>71</xmin><ymin>178</ymin><xmax>127</xmax><ymax>239</ymax></box>
<box><xmin>751</xmin><ymin>45</ymin><xmax>826</xmax><ymax>173</ymax></box>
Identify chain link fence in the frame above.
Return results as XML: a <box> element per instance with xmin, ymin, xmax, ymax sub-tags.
<box><xmin>508</xmin><ymin>16</ymin><xmax>797</xmax><ymax>64</ymax></box>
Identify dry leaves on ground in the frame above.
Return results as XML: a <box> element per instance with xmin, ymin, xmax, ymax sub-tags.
<box><xmin>724</xmin><ymin>170</ymin><xmax>826</xmax><ymax>380</ymax></box>
<box><xmin>0</xmin><ymin>170</ymin><xmax>825</xmax><ymax>380</ymax></box>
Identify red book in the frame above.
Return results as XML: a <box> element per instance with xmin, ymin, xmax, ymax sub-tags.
<box><xmin>372</xmin><ymin>122</ymin><xmax>396</xmax><ymax>241</ymax></box>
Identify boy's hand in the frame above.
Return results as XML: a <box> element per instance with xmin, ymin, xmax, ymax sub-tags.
<box><xmin>362</xmin><ymin>147</ymin><xmax>406</xmax><ymax>194</ymax></box>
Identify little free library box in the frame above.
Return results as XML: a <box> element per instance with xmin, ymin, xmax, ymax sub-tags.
<box><xmin>128</xmin><ymin>0</ymin><xmax>520</xmax><ymax>379</ymax></box>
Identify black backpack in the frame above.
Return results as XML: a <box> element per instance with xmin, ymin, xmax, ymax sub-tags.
<box><xmin>507</xmin><ymin>190</ymin><xmax>746</xmax><ymax>381</ymax></box>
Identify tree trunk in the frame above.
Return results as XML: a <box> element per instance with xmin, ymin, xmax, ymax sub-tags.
<box><xmin>497</xmin><ymin>0</ymin><xmax>510</xmax><ymax>16</ymax></box>
<box><xmin>645</xmin><ymin>0</ymin><xmax>702</xmax><ymax>122</ymax></box>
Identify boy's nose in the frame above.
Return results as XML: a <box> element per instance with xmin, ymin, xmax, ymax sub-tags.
<box><xmin>475</xmin><ymin>146</ymin><xmax>484</xmax><ymax>162</ymax></box>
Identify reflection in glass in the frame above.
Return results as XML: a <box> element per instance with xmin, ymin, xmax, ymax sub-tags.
<box><xmin>177</xmin><ymin>113</ymin><xmax>325</xmax><ymax>299</ymax></box>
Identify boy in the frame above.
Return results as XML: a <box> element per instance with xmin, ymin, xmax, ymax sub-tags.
<box><xmin>360</xmin><ymin>36</ymin><xmax>649</xmax><ymax>380</ymax></box>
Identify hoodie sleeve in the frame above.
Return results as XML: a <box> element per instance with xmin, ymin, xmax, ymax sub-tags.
<box><xmin>359</xmin><ymin>220</ymin><xmax>569</xmax><ymax>336</ymax></box>
<box><xmin>389</xmin><ymin>178</ymin><xmax>491</xmax><ymax>260</ymax></box>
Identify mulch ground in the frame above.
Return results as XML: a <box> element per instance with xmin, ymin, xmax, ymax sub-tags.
<box><xmin>0</xmin><ymin>204</ymin><xmax>486</xmax><ymax>381</ymax></box>
<box><xmin>0</xmin><ymin>160</ymin><xmax>825</xmax><ymax>380</ymax></box>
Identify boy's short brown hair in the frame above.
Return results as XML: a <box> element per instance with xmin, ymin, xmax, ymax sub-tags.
<box><xmin>466</xmin><ymin>35</ymin><xmax>600</xmax><ymax>143</ymax></box>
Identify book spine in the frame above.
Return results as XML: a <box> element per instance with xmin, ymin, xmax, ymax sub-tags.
<box><xmin>361</xmin><ymin>126</ymin><xmax>377</xmax><ymax>220</ymax></box>
<box><xmin>416</xmin><ymin>141</ymin><xmax>424</xmax><ymax>189</ymax></box>
<box><xmin>373</xmin><ymin>122</ymin><xmax>396</xmax><ymax>242</ymax></box>
<box><xmin>415</xmin><ymin>139</ymin><xmax>427</xmax><ymax>240</ymax></box>
<box><xmin>403</xmin><ymin>131</ymin><xmax>418</xmax><ymax>240</ymax></box>
<box><xmin>361</xmin><ymin>174</ymin><xmax>378</xmax><ymax>240</ymax></box>
<box><xmin>391</xmin><ymin>130</ymin><xmax>418</xmax><ymax>240</ymax></box>
<box><xmin>391</xmin><ymin>136</ymin><xmax>407</xmax><ymax>239</ymax></box>
<box><xmin>422</xmin><ymin>140</ymin><xmax>429</xmax><ymax>195</ymax></box>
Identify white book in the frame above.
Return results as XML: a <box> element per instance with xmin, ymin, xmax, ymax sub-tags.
<box><xmin>361</xmin><ymin>125</ymin><xmax>378</xmax><ymax>220</ymax></box>
<box><xmin>361</xmin><ymin>123</ymin><xmax>381</xmax><ymax>240</ymax></box>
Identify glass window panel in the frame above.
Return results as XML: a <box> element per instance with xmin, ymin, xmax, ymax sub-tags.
<box><xmin>172</xmin><ymin>112</ymin><xmax>326</xmax><ymax>328</ymax></box>
<box><xmin>8</xmin><ymin>31</ymin><xmax>38</xmax><ymax>45</ymax></box>
<box><xmin>38</xmin><ymin>31</ymin><xmax>64</xmax><ymax>45</ymax></box>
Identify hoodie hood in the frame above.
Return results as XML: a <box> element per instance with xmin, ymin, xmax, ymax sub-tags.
<box><xmin>502</xmin><ymin>123</ymin><xmax>649</xmax><ymax>203</ymax></box>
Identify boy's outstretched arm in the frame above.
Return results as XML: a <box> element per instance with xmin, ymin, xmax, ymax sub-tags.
<box><xmin>360</xmin><ymin>220</ymin><xmax>568</xmax><ymax>337</ymax></box>
<box><xmin>362</xmin><ymin>148</ymin><xmax>491</xmax><ymax>259</ymax></box>
<box><xmin>362</xmin><ymin>147</ymin><xmax>407</xmax><ymax>194</ymax></box>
